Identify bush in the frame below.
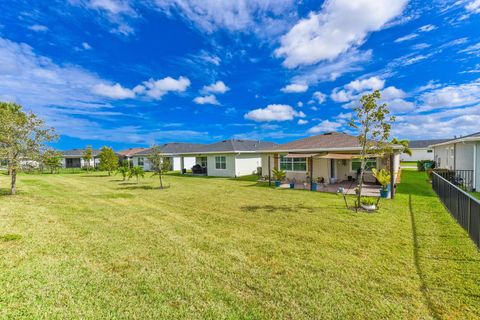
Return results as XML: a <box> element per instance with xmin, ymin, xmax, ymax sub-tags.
<box><xmin>361</xmin><ymin>197</ymin><xmax>376</xmax><ymax>206</ymax></box>
<box><xmin>417</xmin><ymin>160</ymin><xmax>436</xmax><ymax>171</ymax></box>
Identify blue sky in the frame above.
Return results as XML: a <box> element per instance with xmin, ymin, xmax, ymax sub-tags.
<box><xmin>1</xmin><ymin>0</ymin><xmax>480</xmax><ymax>150</ymax></box>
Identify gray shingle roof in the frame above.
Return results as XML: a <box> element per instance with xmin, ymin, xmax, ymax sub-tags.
<box><xmin>132</xmin><ymin>143</ymin><xmax>207</xmax><ymax>156</ymax></box>
<box><xmin>409</xmin><ymin>139</ymin><xmax>450</xmax><ymax>148</ymax></box>
<box><xmin>271</xmin><ymin>132</ymin><xmax>361</xmax><ymax>151</ymax></box>
<box><xmin>62</xmin><ymin>148</ymin><xmax>102</xmax><ymax>157</ymax></box>
<box><xmin>194</xmin><ymin>140</ymin><xmax>277</xmax><ymax>153</ymax></box>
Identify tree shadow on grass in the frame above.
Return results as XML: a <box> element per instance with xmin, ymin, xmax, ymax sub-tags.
<box><xmin>0</xmin><ymin>188</ymin><xmax>11</xmax><ymax>196</ymax></box>
<box><xmin>241</xmin><ymin>204</ymin><xmax>316</xmax><ymax>213</ymax></box>
<box><xmin>409</xmin><ymin>194</ymin><xmax>441</xmax><ymax>319</ymax></box>
<box><xmin>117</xmin><ymin>185</ymin><xmax>171</xmax><ymax>190</ymax></box>
<box><xmin>80</xmin><ymin>174</ymin><xmax>110</xmax><ymax>178</ymax></box>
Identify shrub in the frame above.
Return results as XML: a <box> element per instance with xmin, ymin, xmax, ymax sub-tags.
<box><xmin>272</xmin><ymin>168</ymin><xmax>286</xmax><ymax>182</ymax></box>
<box><xmin>361</xmin><ymin>197</ymin><xmax>376</xmax><ymax>206</ymax></box>
<box><xmin>372</xmin><ymin>168</ymin><xmax>391</xmax><ymax>190</ymax></box>
<box><xmin>417</xmin><ymin>160</ymin><xmax>435</xmax><ymax>171</ymax></box>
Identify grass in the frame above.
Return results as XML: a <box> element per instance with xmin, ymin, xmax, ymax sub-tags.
<box><xmin>1</xmin><ymin>171</ymin><xmax>479</xmax><ymax>319</ymax></box>
<box><xmin>401</xmin><ymin>161</ymin><xmax>417</xmax><ymax>166</ymax></box>
<box><xmin>468</xmin><ymin>191</ymin><xmax>480</xmax><ymax>200</ymax></box>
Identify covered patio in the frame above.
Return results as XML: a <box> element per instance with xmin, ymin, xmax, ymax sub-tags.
<box><xmin>276</xmin><ymin>180</ymin><xmax>381</xmax><ymax>197</ymax></box>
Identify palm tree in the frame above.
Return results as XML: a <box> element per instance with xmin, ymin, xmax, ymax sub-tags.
<box><xmin>116</xmin><ymin>163</ymin><xmax>129</xmax><ymax>181</ymax></box>
<box><xmin>392</xmin><ymin>138</ymin><xmax>412</xmax><ymax>156</ymax></box>
<box><xmin>128</xmin><ymin>166</ymin><xmax>144</xmax><ymax>184</ymax></box>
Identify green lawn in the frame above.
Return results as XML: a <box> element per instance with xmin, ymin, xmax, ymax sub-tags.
<box><xmin>1</xmin><ymin>171</ymin><xmax>479</xmax><ymax>319</ymax></box>
<box><xmin>400</xmin><ymin>161</ymin><xmax>417</xmax><ymax>166</ymax></box>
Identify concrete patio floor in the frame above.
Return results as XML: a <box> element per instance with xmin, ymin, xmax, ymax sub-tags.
<box><xmin>277</xmin><ymin>181</ymin><xmax>382</xmax><ymax>197</ymax></box>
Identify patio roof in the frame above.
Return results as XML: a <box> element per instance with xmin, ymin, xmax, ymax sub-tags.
<box><xmin>316</xmin><ymin>153</ymin><xmax>358</xmax><ymax>159</ymax></box>
<box><xmin>284</xmin><ymin>153</ymin><xmax>319</xmax><ymax>158</ymax></box>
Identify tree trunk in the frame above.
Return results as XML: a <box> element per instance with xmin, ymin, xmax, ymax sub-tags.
<box><xmin>11</xmin><ymin>168</ymin><xmax>17</xmax><ymax>195</ymax></box>
<box><xmin>357</xmin><ymin>159</ymin><xmax>366</xmax><ymax>207</ymax></box>
<box><xmin>159</xmin><ymin>173</ymin><xmax>163</xmax><ymax>189</ymax></box>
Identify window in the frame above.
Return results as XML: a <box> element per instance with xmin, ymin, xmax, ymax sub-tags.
<box><xmin>198</xmin><ymin>157</ymin><xmax>207</xmax><ymax>167</ymax></box>
<box><xmin>351</xmin><ymin>158</ymin><xmax>377</xmax><ymax>171</ymax></box>
<box><xmin>280</xmin><ymin>155</ymin><xmax>307</xmax><ymax>172</ymax></box>
<box><xmin>138</xmin><ymin>158</ymin><xmax>144</xmax><ymax>166</ymax></box>
<box><xmin>427</xmin><ymin>149</ymin><xmax>433</xmax><ymax>153</ymax></box>
<box><xmin>215</xmin><ymin>156</ymin><xmax>226</xmax><ymax>169</ymax></box>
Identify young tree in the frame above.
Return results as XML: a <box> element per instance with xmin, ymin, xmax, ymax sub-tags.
<box><xmin>82</xmin><ymin>146</ymin><xmax>93</xmax><ymax>171</ymax></box>
<box><xmin>128</xmin><ymin>166</ymin><xmax>144</xmax><ymax>184</ymax></box>
<box><xmin>391</xmin><ymin>138</ymin><xmax>412</xmax><ymax>156</ymax></box>
<box><xmin>146</xmin><ymin>145</ymin><xmax>171</xmax><ymax>189</ymax></box>
<box><xmin>116</xmin><ymin>161</ymin><xmax>130</xmax><ymax>181</ymax></box>
<box><xmin>98</xmin><ymin>146</ymin><xmax>118</xmax><ymax>175</ymax></box>
<box><xmin>42</xmin><ymin>149</ymin><xmax>63</xmax><ymax>174</ymax></box>
<box><xmin>348</xmin><ymin>90</ymin><xmax>395</xmax><ymax>207</ymax></box>
<box><xmin>0</xmin><ymin>102</ymin><xmax>57</xmax><ymax>195</ymax></box>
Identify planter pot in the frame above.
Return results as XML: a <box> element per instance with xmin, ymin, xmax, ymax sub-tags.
<box><xmin>274</xmin><ymin>181</ymin><xmax>281</xmax><ymax>187</ymax></box>
<box><xmin>289</xmin><ymin>183</ymin><xmax>295</xmax><ymax>189</ymax></box>
<box><xmin>311</xmin><ymin>183</ymin><xmax>317</xmax><ymax>191</ymax></box>
<box><xmin>380</xmin><ymin>189</ymin><xmax>390</xmax><ymax>198</ymax></box>
<box><xmin>361</xmin><ymin>204</ymin><xmax>376</xmax><ymax>211</ymax></box>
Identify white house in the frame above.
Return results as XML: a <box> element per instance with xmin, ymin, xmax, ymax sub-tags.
<box><xmin>430</xmin><ymin>132</ymin><xmax>480</xmax><ymax>191</ymax></box>
<box><xmin>400</xmin><ymin>139</ymin><xmax>450</xmax><ymax>162</ymax></box>
<box><xmin>177</xmin><ymin>140</ymin><xmax>277</xmax><ymax>177</ymax></box>
<box><xmin>260</xmin><ymin>132</ymin><xmax>402</xmax><ymax>188</ymax></box>
<box><xmin>130</xmin><ymin>143</ymin><xmax>205</xmax><ymax>171</ymax></box>
<box><xmin>61</xmin><ymin>148</ymin><xmax>101</xmax><ymax>168</ymax></box>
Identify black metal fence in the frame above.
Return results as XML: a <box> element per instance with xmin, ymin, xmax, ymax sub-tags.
<box><xmin>434</xmin><ymin>169</ymin><xmax>474</xmax><ymax>191</ymax></box>
<box><xmin>432</xmin><ymin>172</ymin><xmax>480</xmax><ymax>248</ymax></box>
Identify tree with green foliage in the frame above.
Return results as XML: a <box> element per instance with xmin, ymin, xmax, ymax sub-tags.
<box><xmin>116</xmin><ymin>161</ymin><xmax>130</xmax><ymax>181</ymax></box>
<box><xmin>98</xmin><ymin>146</ymin><xmax>118</xmax><ymax>175</ymax></box>
<box><xmin>391</xmin><ymin>138</ymin><xmax>412</xmax><ymax>156</ymax></box>
<box><xmin>82</xmin><ymin>146</ymin><xmax>93</xmax><ymax>171</ymax></box>
<box><xmin>147</xmin><ymin>145</ymin><xmax>171</xmax><ymax>189</ymax></box>
<box><xmin>42</xmin><ymin>149</ymin><xmax>63</xmax><ymax>174</ymax></box>
<box><xmin>349</xmin><ymin>90</ymin><xmax>395</xmax><ymax>207</ymax></box>
<box><xmin>0</xmin><ymin>102</ymin><xmax>57</xmax><ymax>195</ymax></box>
<box><xmin>128</xmin><ymin>166</ymin><xmax>144</xmax><ymax>184</ymax></box>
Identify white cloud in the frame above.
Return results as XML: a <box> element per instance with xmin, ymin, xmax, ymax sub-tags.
<box><xmin>152</xmin><ymin>0</ymin><xmax>297</xmax><ymax>36</ymax></box>
<box><xmin>28</xmin><ymin>24</ymin><xmax>49</xmax><ymax>32</ymax></box>
<box><xmin>297</xmin><ymin>101</ymin><xmax>303</xmax><ymax>107</ymax></box>
<box><xmin>394</xmin><ymin>33</ymin><xmax>419</xmax><ymax>43</ymax></box>
<box><xmin>381</xmin><ymin>86</ymin><xmax>406</xmax><ymax>100</ymax></box>
<box><xmin>312</xmin><ymin>91</ymin><xmax>326</xmax><ymax>104</ymax></box>
<box><xmin>244</xmin><ymin>104</ymin><xmax>305</xmax><ymax>122</ymax></box>
<box><xmin>466</xmin><ymin>0</ymin><xmax>480</xmax><ymax>14</ymax></box>
<box><xmin>88</xmin><ymin>0</ymin><xmax>134</xmax><ymax>15</ymax></box>
<box><xmin>418</xmin><ymin>24</ymin><xmax>436</xmax><ymax>32</ymax></box>
<box><xmin>193</xmin><ymin>94</ymin><xmax>220</xmax><ymax>105</ymax></box>
<box><xmin>82</xmin><ymin>42</ymin><xmax>92</xmax><ymax>50</ymax></box>
<box><xmin>275</xmin><ymin>0</ymin><xmax>408</xmax><ymax>68</ymax></box>
<box><xmin>420</xmin><ymin>81</ymin><xmax>480</xmax><ymax>110</ymax></box>
<box><xmin>297</xmin><ymin>119</ymin><xmax>308</xmax><ymax>125</ymax></box>
<box><xmin>345</xmin><ymin>76</ymin><xmax>385</xmax><ymax>92</ymax></box>
<box><xmin>202</xmin><ymin>80</ymin><xmax>229</xmax><ymax>94</ymax></box>
<box><xmin>308</xmin><ymin>120</ymin><xmax>342</xmax><ymax>134</ymax></box>
<box><xmin>134</xmin><ymin>76</ymin><xmax>190</xmax><ymax>99</ymax></box>
<box><xmin>281</xmin><ymin>83</ymin><xmax>308</xmax><ymax>93</ymax></box>
<box><xmin>331</xmin><ymin>89</ymin><xmax>353</xmax><ymax>103</ymax></box>
<box><xmin>92</xmin><ymin>83</ymin><xmax>135</xmax><ymax>99</ymax></box>
<box><xmin>459</xmin><ymin>42</ymin><xmax>480</xmax><ymax>55</ymax></box>
<box><xmin>411</xmin><ymin>43</ymin><xmax>430</xmax><ymax>50</ymax></box>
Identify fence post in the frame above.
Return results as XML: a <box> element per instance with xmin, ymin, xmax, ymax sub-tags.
<box><xmin>467</xmin><ymin>197</ymin><xmax>471</xmax><ymax>233</ymax></box>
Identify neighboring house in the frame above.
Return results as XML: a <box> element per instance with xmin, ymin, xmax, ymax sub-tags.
<box><xmin>260</xmin><ymin>132</ymin><xmax>402</xmax><ymax>185</ymax></box>
<box><xmin>61</xmin><ymin>148</ymin><xmax>102</xmax><ymax>168</ymax></box>
<box><xmin>130</xmin><ymin>143</ymin><xmax>206</xmax><ymax>171</ymax></box>
<box><xmin>430</xmin><ymin>132</ymin><xmax>480</xmax><ymax>191</ymax></box>
<box><xmin>400</xmin><ymin>139</ymin><xmax>450</xmax><ymax>161</ymax></box>
<box><xmin>177</xmin><ymin>140</ymin><xmax>277</xmax><ymax>177</ymax></box>
<box><xmin>117</xmin><ymin>148</ymin><xmax>149</xmax><ymax>164</ymax></box>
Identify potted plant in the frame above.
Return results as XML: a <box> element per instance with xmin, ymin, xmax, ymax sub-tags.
<box><xmin>272</xmin><ymin>168</ymin><xmax>286</xmax><ymax>187</ymax></box>
<box><xmin>360</xmin><ymin>197</ymin><xmax>376</xmax><ymax>211</ymax></box>
<box><xmin>372</xmin><ymin>168</ymin><xmax>391</xmax><ymax>198</ymax></box>
<box><xmin>288</xmin><ymin>178</ymin><xmax>296</xmax><ymax>189</ymax></box>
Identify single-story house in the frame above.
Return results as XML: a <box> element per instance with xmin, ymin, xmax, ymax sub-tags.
<box><xmin>117</xmin><ymin>148</ymin><xmax>149</xmax><ymax>164</ymax></box>
<box><xmin>260</xmin><ymin>132</ymin><xmax>402</xmax><ymax>192</ymax></box>
<box><xmin>430</xmin><ymin>132</ymin><xmax>480</xmax><ymax>191</ymax></box>
<box><xmin>177</xmin><ymin>139</ymin><xmax>277</xmax><ymax>177</ymax></box>
<box><xmin>61</xmin><ymin>148</ymin><xmax>102</xmax><ymax>168</ymax></box>
<box><xmin>400</xmin><ymin>139</ymin><xmax>450</xmax><ymax>162</ymax></box>
<box><xmin>130</xmin><ymin>143</ymin><xmax>206</xmax><ymax>171</ymax></box>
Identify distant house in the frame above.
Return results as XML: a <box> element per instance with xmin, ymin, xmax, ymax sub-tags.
<box><xmin>260</xmin><ymin>132</ymin><xmax>402</xmax><ymax>185</ymax></box>
<box><xmin>177</xmin><ymin>140</ymin><xmax>277</xmax><ymax>177</ymax></box>
<box><xmin>117</xmin><ymin>148</ymin><xmax>149</xmax><ymax>164</ymax></box>
<box><xmin>401</xmin><ymin>139</ymin><xmax>450</xmax><ymax>162</ymax></box>
<box><xmin>61</xmin><ymin>148</ymin><xmax>102</xmax><ymax>168</ymax></box>
<box><xmin>430</xmin><ymin>132</ymin><xmax>480</xmax><ymax>190</ymax></box>
<box><xmin>130</xmin><ymin>143</ymin><xmax>206</xmax><ymax>171</ymax></box>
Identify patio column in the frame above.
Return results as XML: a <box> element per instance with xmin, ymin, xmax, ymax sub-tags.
<box><xmin>180</xmin><ymin>156</ymin><xmax>185</xmax><ymax>174</ymax></box>
<box><xmin>310</xmin><ymin>156</ymin><xmax>313</xmax><ymax>191</ymax></box>
<box><xmin>273</xmin><ymin>153</ymin><xmax>279</xmax><ymax>169</ymax></box>
<box><xmin>390</xmin><ymin>153</ymin><xmax>395</xmax><ymax>199</ymax></box>
<box><xmin>268</xmin><ymin>155</ymin><xmax>271</xmax><ymax>186</ymax></box>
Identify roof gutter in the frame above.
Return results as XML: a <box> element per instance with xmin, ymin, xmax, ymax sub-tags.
<box><xmin>429</xmin><ymin>136</ymin><xmax>480</xmax><ymax>148</ymax></box>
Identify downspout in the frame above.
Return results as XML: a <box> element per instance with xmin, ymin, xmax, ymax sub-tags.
<box><xmin>310</xmin><ymin>156</ymin><xmax>314</xmax><ymax>191</ymax></box>
<box><xmin>390</xmin><ymin>153</ymin><xmax>395</xmax><ymax>199</ymax></box>
<box><xmin>453</xmin><ymin>143</ymin><xmax>456</xmax><ymax>170</ymax></box>
<box><xmin>268</xmin><ymin>155</ymin><xmax>271</xmax><ymax>187</ymax></box>
<box><xmin>474</xmin><ymin>143</ymin><xmax>477</xmax><ymax>191</ymax></box>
